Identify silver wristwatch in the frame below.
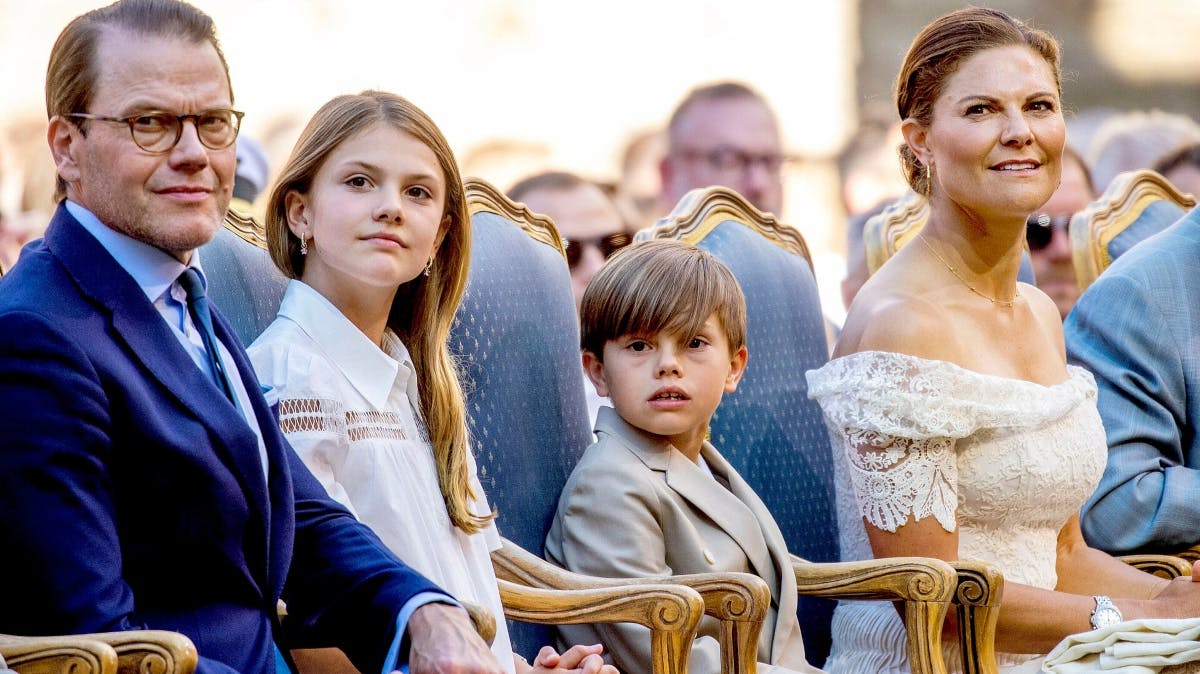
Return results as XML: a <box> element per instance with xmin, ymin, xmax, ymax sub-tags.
<box><xmin>1090</xmin><ymin>595</ymin><xmax>1123</xmax><ymax>629</ymax></box>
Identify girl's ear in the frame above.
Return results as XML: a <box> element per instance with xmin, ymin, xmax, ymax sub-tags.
<box><xmin>284</xmin><ymin>190</ymin><xmax>310</xmax><ymax>238</ymax></box>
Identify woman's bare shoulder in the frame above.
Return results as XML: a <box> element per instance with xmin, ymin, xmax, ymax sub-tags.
<box><xmin>836</xmin><ymin>282</ymin><xmax>961</xmax><ymax>361</ymax></box>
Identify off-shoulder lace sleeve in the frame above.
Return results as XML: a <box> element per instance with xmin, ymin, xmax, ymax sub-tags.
<box><xmin>840</xmin><ymin>427</ymin><xmax>958</xmax><ymax>533</ymax></box>
<box><xmin>807</xmin><ymin>351</ymin><xmax>1098</xmax><ymax>535</ymax></box>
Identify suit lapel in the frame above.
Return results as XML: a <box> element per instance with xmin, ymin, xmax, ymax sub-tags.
<box><xmin>45</xmin><ymin>208</ymin><xmax>273</xmax><ymax>585</ymax></box>
<box><xmin>596</xmin><ymin>410</ymin><xmax>778</xmax><ymax>589</ymax></box>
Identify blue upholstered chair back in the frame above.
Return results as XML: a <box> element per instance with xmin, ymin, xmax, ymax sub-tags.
<box><xmin>1070</xmin><ymin>169</ymin><xmax>1197</xmax><ymax>291</ymax></box>
<box><xmin>638</xmin><ymin>187</ymin><xmax>838</xmax><ymax>666</ymax></box>
<box><xmin>864</xmin><ymin>190</ymin><xmax>1038</xmax><ymax>284</ymax></box>
<box><xmin>200</xmin><ymin>211</ymin><xmax>288</xmax><ymax>347</ymax></box>
<box><xmin>450</xmin><ymin>178</ymin><xmax>593</xmax><ymax>658</ymax></box>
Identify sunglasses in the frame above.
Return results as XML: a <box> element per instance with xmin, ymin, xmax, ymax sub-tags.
<box><xmin>563</xmin><ymin>232</ymin><xmax>632</xmax><ymax>269</ymax></box>
<box><xmin>1025</xmin><ymin>213</ymin><xmax>1072</xmax><ymax>251</ymax></box>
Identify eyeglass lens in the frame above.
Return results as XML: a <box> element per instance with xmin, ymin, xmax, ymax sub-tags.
<box><xmin>1025</xmin><ymin>213</ymin><xmax>1071</xmax><ymax>251</ymax></box>
<box><xmin>564</xmin><ymin>232</ymin><xmax>632</xmax><ymax>268</ymax></box>
<box><xmin>131</xmin><ymin>111</ymin><xmax>240</xmax><ymax>152</ymax></box>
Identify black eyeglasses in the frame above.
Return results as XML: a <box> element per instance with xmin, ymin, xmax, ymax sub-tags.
<box><xmin>64</xmin><ymin>109</ymin><xmax>244</xmax><ymax>153</ymax></box>
<box><xmin>563</xmin><ymin>232</ymin><xmax>632</xmax><ymax>269</ymax></box>
<box><xmin>1025</xmin><ymin>213</ymin><xmax>1072</xmax><ymax>251</ymax></box>
<box><xmin>675</xmin><ymin>146</ymin><xmax>793</xmax><ymax>176</ymax></box>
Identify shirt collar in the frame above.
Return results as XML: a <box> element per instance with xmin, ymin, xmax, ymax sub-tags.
<box><xmin>276</xmin><ymin>280</ymin><xmax>407</xmax><ymax>408</ymax></box>
<box><xmin>66</xmin><ymin>200</ymin><xmax>205</xmax><ymax>302</ymax></box>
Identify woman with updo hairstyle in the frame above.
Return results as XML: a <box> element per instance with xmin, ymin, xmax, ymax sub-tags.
<box><xmin>806</xmin><ymin>7</ymin><xmax>1200</xmax><ymax>673</ymax></box>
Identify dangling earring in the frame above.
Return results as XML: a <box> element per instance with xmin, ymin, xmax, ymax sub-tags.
<box><xmin>300</xmin><ymin>234</ymin><xmax>308</xmax><ymax>256</ymax></box>
<box><xmin>423</xmin><ymin>256</ymin><xmax>433</xmax><ymax>277</ymax></box>
<box><xmin>924</xmin><ymin>161</ymin><xmax>934</xmax><ymax>197</ymax></box>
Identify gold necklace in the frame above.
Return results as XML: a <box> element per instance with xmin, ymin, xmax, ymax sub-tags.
<box><xmin>917</xmin><ymin>233</ymin><xmax>1018</xmax><ymax>308</ymax></box>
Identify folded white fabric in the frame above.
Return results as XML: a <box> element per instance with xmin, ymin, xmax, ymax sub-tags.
<box><xmin>1042</xmin><ymin>618</ymin><xmax>1200</xmax><ymax>673</ymax></box>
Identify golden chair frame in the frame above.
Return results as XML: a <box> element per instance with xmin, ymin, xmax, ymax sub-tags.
<box><xmin>0</xmin><ymin>630</ymin><xmax>197</xmax><ymax>674</ymax></box>
<box><xmin>863</xmin><ymin>189</ymin><xmax>928</xmax><ymax>274</ymax></box>
<box><xmin>1069</xmin><ymin>169</ymin><xmax>1196</xmax><ymax>291</ymax></box>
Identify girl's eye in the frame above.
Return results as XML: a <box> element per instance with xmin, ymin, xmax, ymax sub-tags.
<box><xmin>346</xmin><ymin>176</ymin><xmax>370</xmax><ymax>188</ymax></box>
<box><xmin>407</xmin><ymin>185</ymin><xmax>433</xmax><ymax>199</ymax></box>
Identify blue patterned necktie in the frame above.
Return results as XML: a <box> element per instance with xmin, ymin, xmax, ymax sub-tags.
<box><xmin>177</xmin><ymin>268</ymin><xmax>238</xmax><ymax>405</ymax></box>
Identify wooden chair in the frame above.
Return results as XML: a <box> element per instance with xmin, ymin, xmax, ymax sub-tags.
<box><xmin>863</xmin><ymin>190</ymin><xmax>1037</xmax><ymax>283</ymax></box>
<box><xmin>451</xmin><ymin>177</ymin><xmax>707</xmax><ymax>674</ymax></box>
<box><xmin>0</xmin><ymin>630</ymin><xmax>197</xmax><ymax>674</ymax></box>
<box><xmin>1069</xmin><ymin>169</ymin><xmax>1196</xmax><ymax>292</ymax></box>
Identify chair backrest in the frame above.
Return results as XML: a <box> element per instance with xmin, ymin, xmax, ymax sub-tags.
<box><xmin>450</xmin><ymin>177</ymin><xmax>594</xmax><ymax>657</ymax></box>
<box><xmin>1069</xmin><ymin>169</ymin><xmax>1196</xmax><ymax>291</ymax></box>
<box><xmin>636</xmin><ymin>186</ymin><xmax>838</xmax><ymax>666</ymax></box>
<box><xmin>199</xmin><ymin>210</ymin><xmax>288</xmax><ymax>347</ymax></box>
<box><xmin>863</xmin><ymin>189</ymin><xmax>1037</xmax><ymax>283</ymax></box>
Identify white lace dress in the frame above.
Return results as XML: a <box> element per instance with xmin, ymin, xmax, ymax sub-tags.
<box><xmin>806</xmin><ymin>351</ymin><xmax>1108</xmax><ymax>674</ymax></box>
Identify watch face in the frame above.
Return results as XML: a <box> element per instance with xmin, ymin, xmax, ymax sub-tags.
<box><xmin>1093</xmin><ymin>606</ymin><xmax>1123</xmax><ymax>629</ymax></box>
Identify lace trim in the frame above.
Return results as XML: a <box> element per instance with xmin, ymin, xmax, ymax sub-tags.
<box><xmin>279</xmin><ymin>397</ymin><xmax>344</xmax><ymax>435</ymax></box>
<box><xmin>807</xmin><ymin>350</ymin><xmax>1096</xmax><ymax>439</ymax></box>
<box><xmin>844</xmin><ymin>429</ymin><xmax>958</xmax><ymax>533</ymax></box>
<box><xmin>346</xmin><ymin>410</ymin><xmax>408</xmax><ymax>442</ymax></box>
<box><xmin>278</xmin><ymin>398</ymin><xmax>409</xmax><ymax>442</ymax></box>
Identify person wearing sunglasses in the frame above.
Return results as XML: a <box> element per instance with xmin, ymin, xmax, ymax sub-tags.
<box><xmin>1028</xmin><ymin>144</ymin><xmax>1095</xmax><ymax>319</ymax></box>
<box><xmin>508</xmin><ymin>171</ymin><xmax>632</xmax><ymax>315</ymax></box>
<box><xmin>508</xmin><ymin>171</ymin><xmax>632</xmax><ymax>427</ymax></box>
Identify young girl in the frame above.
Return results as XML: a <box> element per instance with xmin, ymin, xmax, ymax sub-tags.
<box><xmin>248</xmin><ymin>90</ymin><xmax>615</xmax><ymax>674</ymax></box>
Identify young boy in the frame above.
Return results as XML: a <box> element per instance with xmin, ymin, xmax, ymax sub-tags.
<box><xmin>545</xmin><ymin>239</ymin><xmax>823</xmax><ymax>674</ymax></box>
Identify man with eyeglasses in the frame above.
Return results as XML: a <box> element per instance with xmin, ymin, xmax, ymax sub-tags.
<box><xmin>659</xmin><ymin>81</ymin><xmax>790</xmax><ymax>217</ymax></box>
<box><xmin>1026</xmin><ymin>145</ymin><xmax>1094</xmax><ymax>319</ymax></box>
<box><xmin>0</xmin><ymin>1</ymin><xmax>503</xmax><ymax>673</ymax></box>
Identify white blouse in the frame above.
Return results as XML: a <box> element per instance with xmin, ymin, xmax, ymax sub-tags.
<box><xmin>249</xmin><ymin>280</ymin><xmax>514</xmax><ymax>673</ymax></box>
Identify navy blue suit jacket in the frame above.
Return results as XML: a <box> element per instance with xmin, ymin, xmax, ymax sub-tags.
<box><xmin>0</xmin><ymin>205</ymin><xmax>447</xmax><ymax>674</ymax></box>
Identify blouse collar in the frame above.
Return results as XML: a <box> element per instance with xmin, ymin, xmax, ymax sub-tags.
<box><xmin>276</xmin><ymin>280</ymin><xmax>415</xmax><ymax>409</ymax></box>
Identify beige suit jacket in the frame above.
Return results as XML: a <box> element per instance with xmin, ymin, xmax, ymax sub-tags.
<box><xmin>545</xmin><ymin>407</ymin><xmax>822</xmax><ymax>674</ymax></box>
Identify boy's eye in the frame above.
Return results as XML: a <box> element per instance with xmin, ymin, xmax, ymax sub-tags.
<box><xmin>687</xmin><ymin>337</ymin><xmax>705</xmax><ymax>349</ymax></box>
<box><xmin>628</xmin><ymin>341</ymin><xmax>649</xmax><ymax>352</ymax></box>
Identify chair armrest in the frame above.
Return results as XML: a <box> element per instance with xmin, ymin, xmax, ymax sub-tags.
<box><xmin>496</xmin><ymin>578</ymin><xmax>702</xmax><ymax>674</ymax></box>
<box><xmin>76</xmin><ymin>630</ymin><xmax>197</xmax><ymax>674</ymax></box>
<box><xmin>790</xmin><ymin>555</ymin><xmax>956</xmax><ymax>674</ymax></box>
<box><xmin>494</xmin><ymin>538</ymin><xmax>762</xmax><ymax>674</ymax></box>
<box><xmin>462</xmin><ymin>600</ymin><xmax>497</xmax><ymax>646</ymax></box>
<box><xmin>951</xmin><ymin>560</ymin><xmax>1003</xmax><ymax>674</ymax></box>
<box><xmin>1121</xmin><ymin>554</ymin><xmax>1193</xmax><ymax>579</ymax></box>
<box><xmin>1173</xmin><ymin>544</ymin><xmax>1200</xmax><ymax>565</ymax></box>
<box><xmin>0</xmin><ymin>634</ymin><xmax>119</xmax><ymax>674</ymax></box>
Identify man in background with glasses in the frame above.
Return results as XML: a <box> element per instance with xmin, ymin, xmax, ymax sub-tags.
<box><xmin>659</xmin><ymin>81</ymin><xmax>790</xmax><ymax>217</ymax></box>
<box><xmin>1026</xmin><ymin>145</ymin><xmax>1094</xmax><ymax>319</ymax></box>
<box><xmin>0</xmin><ymin>1</ymin><xmax>503</xmax><ymax>673</ymax></box>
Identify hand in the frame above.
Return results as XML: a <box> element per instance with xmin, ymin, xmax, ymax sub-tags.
<box><xmin>407</xmin><ymin>603</ymin><xmax>505</xmax><ymax>673</ymax></box>
<box><xmin>528</xmin><ymin>644</ymin><xmax>618</xmax><ymax>674</ymax></box>
<box><xmin>1147</xmin><ymin>571</ymin><xmax>1200</xmax><ymax>619</ymax></box>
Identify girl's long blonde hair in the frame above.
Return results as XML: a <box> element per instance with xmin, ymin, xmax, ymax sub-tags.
<box><xmin>266</xmin><ymin>90</ymin><xmax>489</xmax><ymax>533</ymax></box>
